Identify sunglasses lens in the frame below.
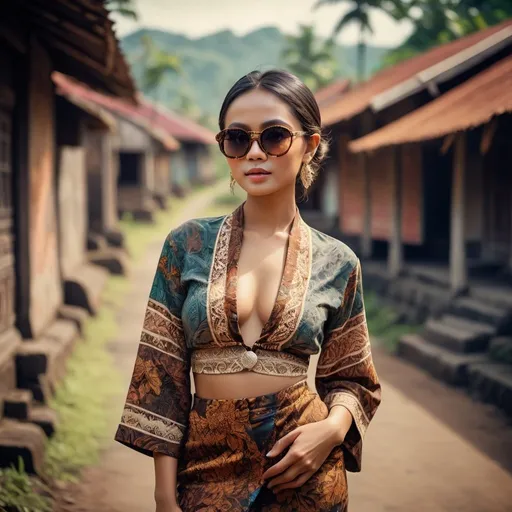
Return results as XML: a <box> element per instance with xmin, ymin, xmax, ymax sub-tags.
<box><xmin>261</xmin><ymin>127</ymin><xmax>292</xmax><ymax>156</ymax></box>
<box><xmin>222</xmin><ymin>129</ymin><xmax>250</xmax><ymax>158</ymax></box>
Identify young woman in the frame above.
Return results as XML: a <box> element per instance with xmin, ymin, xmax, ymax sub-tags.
<box><xmin>115</xmin><ymin>69</ymin><xmax>381</xmax><ymax>512</ymax></box>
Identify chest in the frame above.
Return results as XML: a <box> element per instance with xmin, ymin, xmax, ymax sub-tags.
<box><xmin>236</xmin><ymin>233</ymin><xmax>288</xmax><ymax>327</ymax></box>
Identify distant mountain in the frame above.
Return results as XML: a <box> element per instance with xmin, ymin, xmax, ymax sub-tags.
<box><xmin>120</xmin><ymin>26</ymin><xmax>390</xmax><ymax>121</ymax></box>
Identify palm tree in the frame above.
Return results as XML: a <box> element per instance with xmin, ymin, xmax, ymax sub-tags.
<box><xmin>281</xmin><ymin>24</ymin><xmax>338</xmax><ymax>91</ymax></box>
<box><xmin>106</xmin><ymin>0</ymin><xmax>138</xmax><ymax>20</ymax></box>
<box><xmin>139</xmin><ymin>35</ymin><xmax>181</xmax><ymax>94</ymax></box>
<box><xmin>314</xmin><ymin>0</ymin><xmax>402</xmax><ymax>81</ymax></box>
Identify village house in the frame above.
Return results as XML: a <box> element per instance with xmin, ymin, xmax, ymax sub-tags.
<box><xmin>53</xmin><ymin>73</ymin><xmax>130</xmax><ymax>278</ymax></box>
<box><xmin>299</xmin><ymin>78</ymin><xmax>351</xmax><ymax>232</ymax></box>
<box><xmin>0</xmin><ymin>1</ymin><xmax>136</xmax><ymax>473</ymax></box>
<box><xmin>50</xmin><ymin>75</ymin><xmax>181</xmax><ymax>222</ymax></box>
<box><xmin>349</xmin><ymin>54</ymin><xmax>512</xmax><ymax>418</ymax></box>
<box><xmin>319</xmin><ymin>19</ymin><xmax>512</xmax><ymax>265</ymax></box>
<box><xmin>136</xmin><ymin>98</ymin><xmax>217</xmax><ymax>195</ymax></box>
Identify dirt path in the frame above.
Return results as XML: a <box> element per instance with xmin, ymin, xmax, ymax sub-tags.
<box><xmin>58</xmin><ymin>185</ymin><xmax>512</xmax><ymax>512</ymax></box>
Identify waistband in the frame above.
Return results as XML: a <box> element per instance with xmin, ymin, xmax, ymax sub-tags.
<box><xmin>192</xmin><ymin>378</ymin><xmax>309</xmax><ymax>410</ymax></box>
<box><xmin>191</xmin><ymin>346</ymin><xmax>309</xmax><ymax>377</ymax></box>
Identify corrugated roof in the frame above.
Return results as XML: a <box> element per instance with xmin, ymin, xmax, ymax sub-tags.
<box><xmin>11</xmin><ymin>0</ymin><xmax>137</xmax><ymax>99</ymax></box>
<box><xmin>137</xmin><ymin>97</ymin><xmax>217</xmax><ymax>145</ymax></box>
<box><xmin>314</xmin><ymin>79</ymin><xmax>351</xmax><ymax>107</ymax></box>
<box><xmin>53</xmin><ymin>72</ymin><xmax>180</xmax><ymax>151</ymax></box>
<box><xmin>321</xmin><ymin>19</ymin><xmax>512</xmax><ymax>127</ymax></box>
<box><xmin>349</xmin><ymin>54</ymin><xmax>512</xmax><ymax>153</ymax></box>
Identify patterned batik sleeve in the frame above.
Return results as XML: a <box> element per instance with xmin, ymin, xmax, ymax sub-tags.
<box><xmin>114</xmin><ymin>230</ymin><xmax>191</xmax><ymax>459</ymax></box>
<box><xmin>315</xmin><ymin>258</ymin><xmax>381</xmax><ymax>472</ymax></box>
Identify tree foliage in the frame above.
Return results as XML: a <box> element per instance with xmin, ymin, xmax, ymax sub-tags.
<box><xmin>139</xmin><ymin>35</ymin><xmax>182</xmax><ymax>93</ymax></box>
<box><xmin>106</xmin><ymin>0</ymin><xmax>138</xmax><ymax>20</ymax></box>
<box><xmin>383</xmin><ymin>0</ymin><xmax>512</xmax><ymax>67</ymax></box>
<box><xmin>314</xmin><ymin>0</ymin><xmax>403</xmax><ymax>80</ymax></box>
<box><xmin>281</xmin><ymin>24</ymin><xmax>338</xmax><ymax>91</ymax></box>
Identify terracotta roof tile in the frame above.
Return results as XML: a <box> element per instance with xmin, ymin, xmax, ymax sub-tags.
<box><xmin>349</xmin><ymin>54</ymin><xmax>512</xmax><ymax>152</ymax></box>
<box><xmin>322</xmin><ymin>19</ymin><xmax>512</xmax><ymax>126</ymax></box>
<box><xmin>53</xmin><ymin>72</ymin><xmax>179</xmax><ymax>151</ymax></box>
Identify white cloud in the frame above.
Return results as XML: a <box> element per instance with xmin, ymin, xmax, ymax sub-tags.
<box><xmin>111</xmin><ymin>0</ymin><xmax>412</xmax><ymax>47</ymax></box>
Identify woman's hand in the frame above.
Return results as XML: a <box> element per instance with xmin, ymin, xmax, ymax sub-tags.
<box><xmin>262</xmin><ymin>413</ymin><xmax>348</xmax><ymax>493</ymax></box>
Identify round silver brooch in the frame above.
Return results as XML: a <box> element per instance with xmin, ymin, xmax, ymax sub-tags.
<box><xmin>241</xmin><ymin>350</ymin><xmax>258</xmax><ymax>370</ymax></box>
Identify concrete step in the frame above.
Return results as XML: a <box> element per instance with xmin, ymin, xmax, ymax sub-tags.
<box><xmin>467</xmin><ymin>361</ymin><xmax>512</xmax><ymax>417</ymax></box>
<box><xmin>423</xmin><ymin>318</ymin><xmax>492</xmax><ymax>354</ymax></box>
<box><xmin>449</xmin><ymin>296</ymin><xmax>512</xmax><ymax>332</ymax></box>
<box><xmin>397</xmin><ymin>333</ymin><xmax>488</xmax><ymax>386</ymax></box>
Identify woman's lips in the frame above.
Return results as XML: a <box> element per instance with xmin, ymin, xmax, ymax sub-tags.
<box><xmin>244</xmin><ymin>168</ymin><xmax>271</xmax><ymax>182</ymax></box>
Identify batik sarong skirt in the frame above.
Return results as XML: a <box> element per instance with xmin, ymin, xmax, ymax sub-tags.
<box><xmin>177</xmin><ymin>379</ymin><xmax>348</xmax><ymax>511</ymax></box>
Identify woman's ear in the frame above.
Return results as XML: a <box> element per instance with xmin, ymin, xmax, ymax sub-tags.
<box><xmin>303</xmin><ymin>133</ymin><xmax>321</xmax><ymax>163</ymax></box>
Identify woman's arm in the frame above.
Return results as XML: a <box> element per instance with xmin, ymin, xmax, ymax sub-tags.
<box><xmin>154</xmin><ymin>453</ymin><xmax>180</xmax><ymax>510</ymax></box>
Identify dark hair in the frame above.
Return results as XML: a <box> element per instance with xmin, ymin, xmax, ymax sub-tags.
<box><xmin>218</xmin><ymin>69</ymin><xmax>329</xmax><ymax>190</ymax></box>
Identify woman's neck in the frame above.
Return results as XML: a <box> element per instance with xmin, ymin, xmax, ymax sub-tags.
<box><xmin>242</xmin><ymin>189</ymin><xmax>297</xmax><ymax>237</ymax></box>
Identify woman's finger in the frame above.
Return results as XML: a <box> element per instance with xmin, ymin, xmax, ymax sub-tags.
<box><xmin>273</xmin><ymin>471</ymin><xmax>313</xmax><ymax>493</ymax></box>
<box><xmin>265</xmin><ymin>428</ymin><xmax>301</xmax><ymax>458</ymax></box>
<box><xmin>267</xmin><ymin>461</ymin><xmax>305</xmax><ymax>489</ymax></box>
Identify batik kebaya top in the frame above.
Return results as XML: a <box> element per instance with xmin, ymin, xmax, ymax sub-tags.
<box><xmin>115</xmin><ymin>202</ymin><xmax>381</xmax><ymax>472</ymax></box>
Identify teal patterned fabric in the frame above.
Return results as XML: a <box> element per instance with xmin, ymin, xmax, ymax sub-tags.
<box><xmin>115</xmin><ymin>203</ymin><xmax>381</xmax><ymax>472</ymax></box>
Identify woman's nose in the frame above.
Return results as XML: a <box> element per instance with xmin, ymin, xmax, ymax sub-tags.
<box><xmin>246</xmin><ymin>139</ymin><xmax>266</xmax><ymax>159</ymax></box>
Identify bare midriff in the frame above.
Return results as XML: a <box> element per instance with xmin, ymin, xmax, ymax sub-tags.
<box><xmin>193</xmin><ymin>372</ymin><xmax>306</xmax><ymax>400</ymax></box>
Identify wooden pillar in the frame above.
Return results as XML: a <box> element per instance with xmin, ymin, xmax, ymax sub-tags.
<box><xmin>388</xmin><ymin>146</ymin><xmax>403</xmax><ymax>277</ymax></box>
<box><xmin>101</xmin><ymin>133</ymin><xmax>118</xmax><ymax>233</ymax></box>
<box><xmin>361</xmin><ymin>153</ymin><xmax>372</xmax><ymax>259</ymax></box>
<box><xmin>450</xmin><ymin>133</ymin><xmax>468</xmax><ymax>294</ymax></box>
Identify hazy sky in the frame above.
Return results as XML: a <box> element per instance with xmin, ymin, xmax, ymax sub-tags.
<box><xmin>112</xmin><ymin>0</ymin><xmax>413</xmax><ymax>47</ymax></box>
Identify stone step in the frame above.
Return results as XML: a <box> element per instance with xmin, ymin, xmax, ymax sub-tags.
<box><xmin>104</xmin><ymin>229</ymin><xmax>125</xmax><ymax>249</ymax></box>
<box><xmin>64</xmin><ymin>263</ymin><xmax>109</xmax><ymax>314</ymax></box>
<box><xmin>467</xmin><ymin>361</ymin><xmax>512</xmax><ymax>417</ymax></box>
<box><xmin>2</xmin><ymin>389</ymin><xmax>32</xmax><ymax>420</ymax></box>
<box><xmin>59</xmin><ymin>304</ymin><xmax>90</xmax><ymax>335</ymax></box>
<box><xmin>440</xmin><ymin>314</ymin><xmax>496</xmax><ymax>336</ymax></box>
<box><xmin>397</xmin><ymin>333</ymin><xmax>488</xmax><ymax>386</ymax></box>
<box><xmin>489</xmin><ymin>337</ymin><xmax>512</xmax><ymax>364</ymax></box>
<box><xmin>423</xmin><ymin>318</ymin><xmax>491</xmax><ymax>354</ymax></box>
<box><xmin>88</xmin><ymin>247</ymin><xmax>129</xmax><ymax>276</ymax></box>
<box><xmin>16</xmin><ymin>319</ymin><xmax>79</xmax><ymax>403</ymax></box>
<box><xmin>29</xmin><ymin>405</ymin><xmax>58</xmax><ymax>437</ymax></box>
<box><xmin>0</xmin><ymin>418</ymin><xmax>46</xmax><ymax>474</ymax></box>
<box><xmin>449</xmin><ymin>296</ymin><xmax>512</xmax><ymax>332</ymax></box>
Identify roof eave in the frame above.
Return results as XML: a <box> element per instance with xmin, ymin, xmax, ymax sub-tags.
<box><xmin>371</xmin><ymin>26</ymin><xmax>512</xmax><ymax>113</ymax></box>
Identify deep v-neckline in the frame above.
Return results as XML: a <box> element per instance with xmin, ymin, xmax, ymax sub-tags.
<box><xmin>228</xmin><ymin>202</ymin><xmax>300</xmax><ymax>350</ymax></box>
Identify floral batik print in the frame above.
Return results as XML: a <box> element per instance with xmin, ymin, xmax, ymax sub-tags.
<box><xmin>115</xmin><ymin>202</ymin><xmax>381</xmax><ymax>509</ymax></box>
<box><xmin>177</xmin><ymin>380</ymin><xmax>348</xmax><ymax>512</ymax></box>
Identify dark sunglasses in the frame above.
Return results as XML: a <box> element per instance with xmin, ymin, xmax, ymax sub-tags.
<box><xmin>215</xmin><ymin>125</ymin><xmax>308</xmax><ymax>159</ymax></box>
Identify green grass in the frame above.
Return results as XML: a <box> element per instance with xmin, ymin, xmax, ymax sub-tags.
<box><xmin>365</xmin><ymin>291</ymin><xmax>421</xmax><ymax>353</ymax></box>
<box><xmin>120</xmin><ymin>184</ymin><xmax>229</xmax><ymax>262</ymax></box>
<box><xmin>44</xmin><ymin>291</ymin><xmax>124</xmax><ymax>483</ymax></box>
<box><xmin>120</xmin><ymin>206</ymin><xmax>185</xmax><ymax>263</ymax></box>
<box><xmin>0</xmin><ymin>459</ymin><xmax>52</xmax><ymax>512</ymax></box>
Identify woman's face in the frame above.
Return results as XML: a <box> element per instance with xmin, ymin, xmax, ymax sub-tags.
<box><xmin>222</xmin><ymin>88</ymin><xmax>320</xmax><ymax>197</ymax></box>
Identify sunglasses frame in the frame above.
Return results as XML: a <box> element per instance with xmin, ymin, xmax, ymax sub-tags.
<box><xmin>215</xmin><ymin>125</ymin><xmax>309</xmax><ymax>159</ymax></box>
